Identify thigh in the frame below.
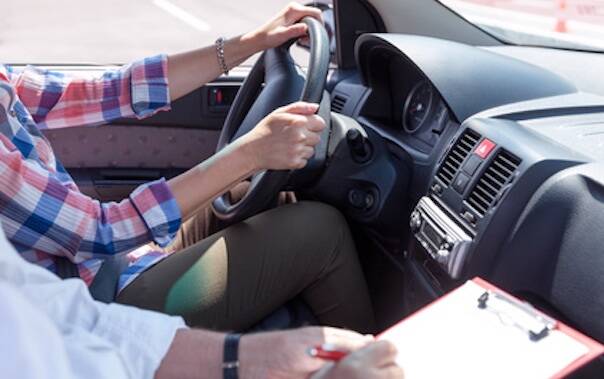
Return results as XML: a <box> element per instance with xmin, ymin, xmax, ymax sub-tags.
<box><xmin>167</xmin><ymin>182</ymin><xmax>296</xmax><ymax>252</ymax></box>
<box><xmin>116</xmin><ymin>201</ymin><xmax>347</xmax><ymax>331</ymax></box>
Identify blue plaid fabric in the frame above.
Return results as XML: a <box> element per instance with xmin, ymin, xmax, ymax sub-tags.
<box><xmin>0</xmin><ymin>55</ymin><xmax>182</xmax><ymax>291</ymax></box>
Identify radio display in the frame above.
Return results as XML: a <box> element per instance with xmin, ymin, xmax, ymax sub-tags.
<box><xmin>421</xmin><ymin>221</ymin><xmax>443</xmax><ymax>249</ymax></box>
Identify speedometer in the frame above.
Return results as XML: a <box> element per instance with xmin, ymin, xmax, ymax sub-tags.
<box><xmin>403</xmin><ymin>81</ymin><xmax>434</xmax><ymax>134</ymax></box>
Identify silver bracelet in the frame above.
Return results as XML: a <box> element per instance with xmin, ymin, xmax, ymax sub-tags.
<box><xmin>215</xmin><ymin>37</ymin><xmax>229</xmax><ymax>76</ymax></box>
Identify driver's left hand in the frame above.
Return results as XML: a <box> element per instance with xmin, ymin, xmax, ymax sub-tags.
<box><xmin>249</xmin><ymin>2</ymin><xmax>324</xmax><ymax>51</ymax></box>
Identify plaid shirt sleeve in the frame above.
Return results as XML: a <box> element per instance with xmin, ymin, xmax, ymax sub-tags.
<box><xmin>0</xmin><ymin>134</ymin><xmax>181</xmax><ymax>263</ymax></box>
<box><xmin>6</xmin><ymin>55</ymin><xmax>171</xmax><ymax>129</ymax></box>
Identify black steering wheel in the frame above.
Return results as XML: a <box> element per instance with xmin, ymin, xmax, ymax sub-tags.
<box><xmin>212</xmin><ymin>17</ymin><xmax>331</xmax><ymax>222</ymax></box>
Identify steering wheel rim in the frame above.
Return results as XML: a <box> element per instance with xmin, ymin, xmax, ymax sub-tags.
<box><xmin>212</xmin><ymin>17</ymin><xmax>331</xmax><ymax>223</ymax></box>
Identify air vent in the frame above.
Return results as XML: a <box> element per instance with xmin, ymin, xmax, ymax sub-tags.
<box><xmin>331</xmin><ymin>94</ymin><xmax>348</xmax><ymax>113</ymax></box>
<box><xmin>437</xmin><ymin>129</ymin><xmax>481</xmax><ymax>186</ymax></box>
<box><xmin>467</xmin><ymin>150</ymin><xmax>521</xmax><ymax>217</ymax></box>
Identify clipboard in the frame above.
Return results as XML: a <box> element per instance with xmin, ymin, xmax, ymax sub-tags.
<box><xmin>378</xmin><ymin>277</ymin><xmax>604</xmax><ymax>379</ymax></box>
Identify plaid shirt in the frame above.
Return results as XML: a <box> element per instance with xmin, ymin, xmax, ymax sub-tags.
<box><xmin>0</xmin><ymin>55</ymin><xmax>182</xmax><ymax>292</ymax></box>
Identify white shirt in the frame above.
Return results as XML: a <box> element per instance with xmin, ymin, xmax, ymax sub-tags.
<box><xmin>0</xmin><ymin>227</ymin><xmax>187</xmax><ymax>379</ymax></box>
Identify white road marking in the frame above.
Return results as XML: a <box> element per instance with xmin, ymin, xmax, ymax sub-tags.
<box><xmin>152</xmin><ymin>0</ymin><xmax>211</xmax><ymax>32</ymax></box>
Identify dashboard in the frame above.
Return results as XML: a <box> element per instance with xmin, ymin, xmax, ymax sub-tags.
<box><xmin>402</xmin><ymin>81</ymin><xmax>436</xmax><ymax>134</ymax></box>
<box><xmin>358</xmin><ymin>54</ymin><xmax>451</xmax><ymax>155</ymax></box>
<box><xmin>323</xmin><ymin>33</ymin><xmax>604</xmax><ymax>344</ymax></box>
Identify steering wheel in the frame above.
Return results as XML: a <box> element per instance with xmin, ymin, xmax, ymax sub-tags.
<box><xmin>212</xmin><ymin>17</ymin><xmax>331</xmax><ymax>223</ymax></box>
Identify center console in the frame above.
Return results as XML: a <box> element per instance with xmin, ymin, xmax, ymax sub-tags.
<box><xmin>404</xmin><ymin>111</ymin><xmax>604</xmax><ymax>346</ymax></box>
<box><xmin>410</xmin><ymin>197</ymin><xmax>472</xmax><ymax>279</ymax></box>
<box><xmin>407</xmin><ymin>116</ymin><xmax>590</xmax><ymax>290</ymax></box>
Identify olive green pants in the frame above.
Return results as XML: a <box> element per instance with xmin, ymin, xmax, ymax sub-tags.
<box><xmin>116</xmin><ymin>196</ymin><xmax>375</xmax><ymax>333</ymax></box>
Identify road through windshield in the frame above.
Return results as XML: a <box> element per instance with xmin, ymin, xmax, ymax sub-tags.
<box><xmin>0</xmin><ymin>0</ymin><xmax>305</xmax><ymax>64</ymax></box>
<box><xmin>441</xmin><ymin>0</ymin><xmax>604</xmax><ymax>52</ymax></box>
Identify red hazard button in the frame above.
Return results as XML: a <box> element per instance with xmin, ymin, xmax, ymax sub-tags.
<box><xmin>475</xmin><ymin>139</ymin><xmax>496</xmax><ymax>159</ymax></box>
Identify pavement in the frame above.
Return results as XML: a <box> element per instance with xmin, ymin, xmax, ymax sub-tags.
<box><xmin>1</xmin><ymin>0</ymin><xmax>602</xmax><ymax>66</ymax></box>
<box><xmin>0</xmin><ymin>0</ymin><xmax>304</xmax><ymax>64</ymax></box>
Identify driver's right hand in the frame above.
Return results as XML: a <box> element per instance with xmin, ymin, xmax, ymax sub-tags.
<box><xmin>238</xmin><ymin>102</ymin><xmax>326</xmax><ymax>171</ymax></box>
<box><xmin>310</xmin><ymin>340</ymin><xmax>404</xmax><ymax>379</ymax></box>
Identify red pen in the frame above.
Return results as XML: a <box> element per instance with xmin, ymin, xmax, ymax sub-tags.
<box><xmin>307</xmin><ymin>343</ymin><xmax>349</xmax><ymax>361</ymax></box>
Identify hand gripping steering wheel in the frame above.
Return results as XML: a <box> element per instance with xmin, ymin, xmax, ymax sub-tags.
<box><xmin>212</xmin><ymin>17</ymin><xmax>331</xmax><ymax>222</ymax></box>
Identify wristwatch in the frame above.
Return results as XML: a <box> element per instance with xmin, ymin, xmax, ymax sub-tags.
<box><xmin>223</xmin><ymin>333</ymin><xmax>241</xmax><ymax>379</ymax></box>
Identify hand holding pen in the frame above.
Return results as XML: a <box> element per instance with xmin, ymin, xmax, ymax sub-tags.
<box><xmin>309</xmin><ymin>341</ymin><xmax>404</xmax><ymax>379</ymax></box>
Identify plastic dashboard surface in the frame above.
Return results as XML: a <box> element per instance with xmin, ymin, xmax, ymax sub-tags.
<box><xmin>340</xmin><ymin>33</ymin><xmax>604</xmax><ymax>344</ymax></box>
<box><xmin>354</xmin><ymin>33</ymin><xmax>578</xmax><ymax>123</ymax></box>
<box><xmin>335</xmin><ymin>33</ymin><xmax>585</xmax><ymax>166</ymax></box>
<box><xmin>413</xmin><ymin>113</ymin><xmax>604</xmax><ymax>343</ymax></box>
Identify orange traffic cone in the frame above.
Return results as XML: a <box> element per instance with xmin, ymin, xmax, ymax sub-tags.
<box><xmin>555</xmin><ymin>0</ymin><xmax>568</xmax><ymax>33</ymax></box>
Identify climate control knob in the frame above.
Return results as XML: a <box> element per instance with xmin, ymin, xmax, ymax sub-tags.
<box><xmin>410</xmin><ymin>211</ymin><xmax>422</xmax><ymax>233</ymax></box>
<box><xmin>436</xmin><ymin>249</ymin><xmax>450</xmax><ymax>265</ymax></box>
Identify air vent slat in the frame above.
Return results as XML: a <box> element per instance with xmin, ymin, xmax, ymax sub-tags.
<box><xmin>474</xmin><ymin>186</ymin><xmax>496</xmax><ymax>202</ymax></box>
<box><xmin>465</xmin><ymin>133</ymin><xmax>480</xmax><ymax>143</ymax></box>
<box><xmin>468</xmin><ymin>198</ymin><xmax>488</xmax><ymax>215</ymax></box>
<box><xmin>459</xmin><ymin>140</ymin><xmax>474</xmax><ymax>151</ymax></box>
<box><xmin>450</xmin><ymin>150</ymin><xmax>465</xmax><ymax>162</ymax></box>
<box><xmin>331</xmin><ymin>95</ymin><xmax>348</xmax><ymax>114</ymax></box>
<box><xmin>448</xmin><ymin>157</ymin><xmax>462</xmax><ymax>167</ymax></box>
<box><xmin>483</xmin><ymin>172</ymin><xmax>506</xmax><ymax>186</ymax></box>
<box><xmin>444</xmin><ymin>161</ymin><xmax>458</xmax><ymax>172</ymax></box>
<box><xmin>470</xmin><ymin>191</ymin><xmax>491</xmax><ymax>207</ymax></box>
<box><xmin>466</xmin><ymin>149</ymin><xmax>521</xmax><ymax>217</ymax></box>
<box><xmin>476</xmin><ymin>179</ymin><xmax>499</xmax><ymax>196</ymax></box>
<box><xmin>488</xmin><ymin>168</ymin><xmax>509</xmax><ymax>183</ymax></box>
<box><xmin>436</xmin><ymin>129</ymin><xmax>481</xmax><ymax>186</ymax></box>
<box><xmin>440</xmin><ymin>167</ymin><xmax>455</xmax><ymax>180</ymax></box>
<box><xmin>492</xmin><ymin>161</ymin><xmax>514</xmax><ymax>176</ymax></box>
<box><xmin>498</xmin><ymin>155</ymin><xmax>520</xmax><ymax>169</ymax></box>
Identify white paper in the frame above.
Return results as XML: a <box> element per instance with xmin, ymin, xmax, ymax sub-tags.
<box><xmin>379</xmin><ymin>281</ymin><xmax>589</xmax><ymax>379</ymax></box>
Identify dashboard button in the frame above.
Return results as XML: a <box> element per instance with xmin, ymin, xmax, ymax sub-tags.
<box><xmin>463</xmin><ymin>154</ymin><xmax>482</xmax><ymax>176</ymax></box>
<box><xmin>431</xmin><ymin>183</ymin><xmax>443</xmax><ymax>196</ymax></box>
<box><xmin>410</xmin><ymin>211</ymin><xmax>422</xmax><ymax>233</ymax></box>
<box><xmin>453</xmin><ymin>173</ymin><xmax>471</xmax><ymax>194</ymax></box>
<box><xmin>462</xmin><ymin>211</ymin><xmax>477</xmax><ymax>225</ymax></box>
<box><xmin>475</xmin><ymin>139</ymin><xmax>496</xmax><ymax>159</ymax></box>
<box><xmin>436</xmin><ymin>249</ymin><xmax>450</xmax><ymax>264</ymax></box>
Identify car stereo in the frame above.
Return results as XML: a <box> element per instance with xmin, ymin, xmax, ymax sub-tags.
<box><xmin>410</xmin><ymin>197</ymin><xmax>472</xmax><ymax>279</ymax></box>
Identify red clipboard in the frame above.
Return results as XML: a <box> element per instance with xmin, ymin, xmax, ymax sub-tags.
<box><xmin>378</xmin><ymin>277</ymin><xmax>604</xmax><ymax>379</ymax></box>
<box><xmin>472</xmin><ymin>278</ymin><xmax>604</xmax><ymax>378</ymax></box>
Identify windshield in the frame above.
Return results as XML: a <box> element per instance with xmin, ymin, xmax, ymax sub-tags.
<box><xmin>439</xmin><ymin>0</ymin><xmax>604</xmax><ymax>52</ymax></box>
<box><xmin>1</xmin><ymin>0</ymin><xmax>308</xmax><ymax>64</ymax></box>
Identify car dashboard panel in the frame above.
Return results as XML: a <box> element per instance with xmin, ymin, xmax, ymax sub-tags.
<box><xmin>328</xmin><ymin>32</ymin><xmax>604</xmax><ymax>344</ymax></box>
<box><xmin>414</xmin><ymin>114</ymin><xmax>604</xmax><ymax>342</ymax></box>
<box><xmin>355</xmin><ymin>34</ymin><xmax>577</xmax><ymax>124</ymax></box>
<box><xmin>359</xmin><ymin>55</ymin><xmax>451</xmax><ymax>155</ymax></box>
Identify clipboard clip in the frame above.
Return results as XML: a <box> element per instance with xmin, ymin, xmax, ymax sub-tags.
<box><xmin>477</xmin><ymin>291</ymin><xmax>557</xmax><ymax>342</ymax></box>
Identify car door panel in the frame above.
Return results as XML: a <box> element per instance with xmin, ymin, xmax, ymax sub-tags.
<box><xmin>45</xmin><ymin>125</ymin><xmax>219</xmax><ymax>200</ymax></box>
<box><xmin>37</xmin><ymin>69</ymin><xmax>248</xmax><ymax>201</ymax></box>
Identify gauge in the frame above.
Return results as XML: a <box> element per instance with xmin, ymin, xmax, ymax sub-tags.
<box><xmin>403</xmin><ymin>81</ymin><xmax>434</xmax><ymax>134</ymax></box>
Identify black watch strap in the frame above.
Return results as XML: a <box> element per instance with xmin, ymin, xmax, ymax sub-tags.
<box><xmin>223</xmin><ymin>333</ymin><xmax>242</xmax><ymax>379</ymax></box>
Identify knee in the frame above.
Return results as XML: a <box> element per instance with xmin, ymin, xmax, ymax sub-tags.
<box><xmin>294</xmin><ymin>202</ymin><xmax>349</xmax><ymax>234</ymax></box>
<box><xmin>291</xmin><ymin>202</ymin><xmax>356</xmax><ymax>258</ymax></box>
<box><xmin>255</xmin><ymin>201</ymin><xmax>355</xmax><ymax>256</ymax></box>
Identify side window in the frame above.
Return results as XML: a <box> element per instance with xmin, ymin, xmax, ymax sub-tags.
<box><xmin>2</xmin><ymin>1</ymin><xmax>313</xmax><ymax>65</ymax></box>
